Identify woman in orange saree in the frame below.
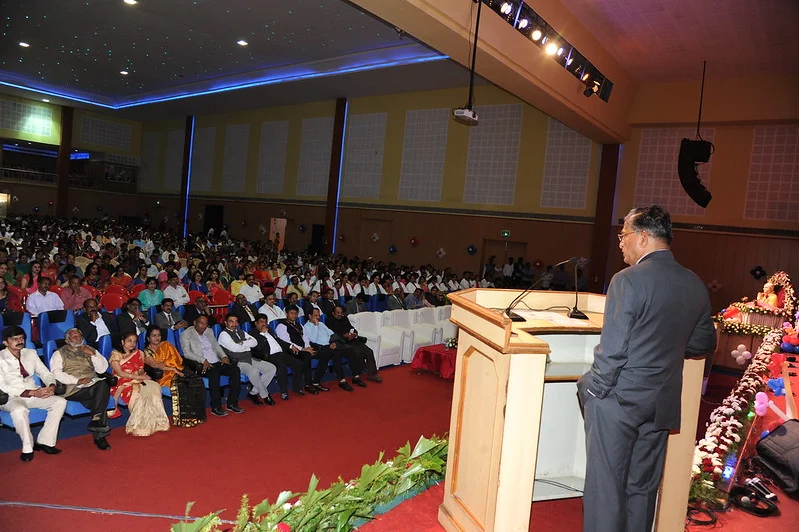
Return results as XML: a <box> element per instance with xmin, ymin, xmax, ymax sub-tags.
<box><xmin>109</xmin><ymin>332</ymin><xmax>170</xmax><ymax>436</ymax></box>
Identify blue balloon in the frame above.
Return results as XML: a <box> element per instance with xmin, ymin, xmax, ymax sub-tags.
<box><xmin>388</xmin><ymin>244</ymin><xmax>397</xmax><ymax>254</ymax></box>
<box><xmin>760</xmin><ymin>430</ymin><xmax>770</xmax><ymax>439</ymax></box>
<box><xmin>782</xmin><ymin>342</ymin><xmax>794</xmax><ymax>352</ymax></box>
<box><xmin>298</xmin><ymin>224</ymin><xmax>306</xmax><ymax>233</ymax></box>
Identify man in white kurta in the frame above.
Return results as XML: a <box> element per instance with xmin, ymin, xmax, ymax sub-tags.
<box><xmin>0</xmin><ymin>325</ymin><xmax>67</xmax><ymax>461</ymax></box>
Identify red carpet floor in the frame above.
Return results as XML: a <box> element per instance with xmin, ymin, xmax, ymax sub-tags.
<box><xmin>0</xmin><ymin>366</ymin><xmax>454</xmax><ymax>531</ymax></box>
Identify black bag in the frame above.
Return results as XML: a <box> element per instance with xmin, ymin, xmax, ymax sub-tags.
<box><xmin>0</xmin><ymin>388</ymin><xmax>8</xmax><ymax>405</ymax></box>
<box><xmin>754</xmin><ymin>419</ymin><xmax>799</xmax><ymax>497</ymax></box>
<box><xmin>144</xmin><ymin>365</ymin><xmax>164</xmax><ymax>381</ymax></box>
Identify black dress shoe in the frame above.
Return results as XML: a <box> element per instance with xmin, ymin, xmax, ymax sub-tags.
<box><xmin>94</xmin><ymin>437</ymin><xmax>111</xmax><ymax>451</ymax></box>
<box><xmin>314</xmin><ymin>383</ymin><xmax>330</xmax><ymax>392</ymax></box>
<box><xmin>304</xmin><ymin>384</ymin><xmax>319</xmax><ymax>395</ymax></box>
<box><xmin>352</xmin><ymin>377</ymin><xmax>367</xmax><ymax>388</ymax></box>
<box><xmin>227</xmin><ymin>404</ymin><xmax>244</xmax><ymax>414</ymax></box>
<box><xmin>248</xmin><ymin>394</ymin><xmax>263</xmax><ymax>405</ymax></box>
<box><xmin>265</xmin><ymin>394</ymin><xmax>275</xmax><ymax>406</ymax></box>
<box><xmin>33</xmin><ymin>443</ymin><xmax>62</xmax><ymax>455</ymax></box>
<box><xmin>20</xmin><ymin>452</ymin><xmax>33</xmax><ymax>462</ymax></box>
<box><xmin>295</xmin><ymin>389</ymin><xmax>305</xmax><ymax>396</ymax></box>
<box><xmin>87</xmin><ymin>419</ymin><xmax>107</xmax><ymax>432</ymax></box>
<box><xmin>211</xmin><ymin>407</ymin><xmax>228</xmax><ymax>417</ymax></box>
<box><xmin>338</xmin><ymin>381</ymin><xmax>354</xmax><ymax>392</ymax></box>
<box><xmin>281</xmin><ymin>393</ymin><xmax>290</xmax><ymax>400</ymax></box>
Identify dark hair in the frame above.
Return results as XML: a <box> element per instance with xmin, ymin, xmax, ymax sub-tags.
<box><xmin>626</xmin><ymin>205</ymin><xmax>673</xmax><ymax>245</ymax></box>
<box><xmin>285</xmin><ymin>304</ymin><xmax>299</xmax><ymax>313</ymax></box>
<box><xmin>161</xmin><ymin>298</ymin><xmax>174</xmax><ymax>305</ymax></box>
<box><xmin>117</xmin><ymin>331</ymin><xmax>139</xmax><ymax>350</ymax></box>
<box><xmin>145</xmin><ymin>325</ymin><xmax>165</xmax><ymax>344</ymax></box>
<box><xmin>167</xmin><ymin>272</ymin><xmax>178</xmax><ymax>280</ymax></box>
<box><xmin>126</xmin><ymin>297</ymin><xmax>140</xmax><ymax>308</ymax></box>
<box><xmin>145</xmin><ymin>276</ymin><xmax>157</xmax><ymax>285</ymax></box>
<box><xmin>255</xmin><ymin>313</ymin><xmax>268</xmax><ymax>322</ymax></box>
<box><xmin>2</xmin><ymin>325</ymin><xmax>26</xmax><ymax>342</ymax></box>
<box><xmin>224</xmin><ymin>313</ymin><xmax>237</xmax><ymax>322</ymax></box>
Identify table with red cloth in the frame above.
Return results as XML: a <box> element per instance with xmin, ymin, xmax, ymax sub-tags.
<box><xmin>411</xmin><ymin>343</ymin><xmax>457</xmax><ymax>380</ymax></box>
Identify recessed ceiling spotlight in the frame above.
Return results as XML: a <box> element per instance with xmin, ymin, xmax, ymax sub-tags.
<box><xmin>236</xmin><ymin>39</ymin><xmax>248</xmax><ymax>46</ymax></box>
<box><xmin>19</xmin><ymin>41</ymin><xmax>30</xmax><ymax>48</ymax></box>
<box><xmin>531</xmin><ymin>29</ymin><xmax>542</xmax><ymax>41</ymax></box>
<box><xmin>41</xmin><ymin>98</ymin><xmax>49</xmax><ymax>102</ymax></box>
<box><xmin>123</xmin><ymin>0</ymin><xmax>138</xmax><ymax>5</ymax></box>
<box><xmin>545</xmin><ymin>42</ymin><xmax>558</xmax><ymax>55</ymax></box>
<box><xmin>557</xmin><ymin>47</ymin><xmax>564</xmax><ymax>57</ymax></box>
<box><xmin>120</xmin><ymin>70</ymin><xmax>129</xmax><ymax>75</ymax></box>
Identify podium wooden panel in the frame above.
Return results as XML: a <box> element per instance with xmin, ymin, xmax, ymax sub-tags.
<box><xmin>438</xmin><ymin>288</ymin><xmax>704</xmax><ymax>532</ymax></box>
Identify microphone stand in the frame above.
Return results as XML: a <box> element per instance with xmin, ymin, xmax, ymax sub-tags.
<box><xmin>568</xmin><ymin>263</ymin><xmax>588</xmax><ymax>320</ymax></box>
<box><xmin>505</xmin><ymin>257</ymin><xmax>574</xmax><ymax>322</ymax></box>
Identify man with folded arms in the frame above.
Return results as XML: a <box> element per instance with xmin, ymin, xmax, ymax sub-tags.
<box><xmin>59</xmin><ymin>275</ymin><xmax>95</xmax><ymax>311</ymax></box>
<box><xmin>50</xmin><ymin>328</ymin><xmax>112</xmax><ymax>450</ymax></box>
<box><xmin>303</xmin><ymin>308</ymin><xmax>357</xmax><ymax>391</ymax></box>
<box><xmin>77</xmin><ymin>298</ymin><xmax>118</xmax><ymax>349</ymax></box>
<box><xmin>0</xmin><ymin>325</ymin><xmax>67</xmax><ymax>461</ymax></box>
<box><xmin>163</xmin><ymin>272</ymin><xmax>190</xmax><ymax>307</ymax></box>
<box><xmin>327</xmin><ymin>306</ymin><xmax>382</xmax><ymax>384</ymax></box>
<box><xmin>180</xmin><ymin>315</ymin><xmax>243</xmax><ymax>417</ymax></box>
<box><xmin>218</xmin><ymin>314</ymin><xmax>277</xmax><ymax>406</ymax></box>
<box><xmin>275</xmin><ymin>305</ymin><xmax>329</xmax><ymax>395</ymax></box>
<box><xmin>251</xmin><ymin>314</ymin><xmax>304</xmax><ymax>400</ymax></box>
<box><xmin>154</xmin><ymin>298</ymin><xmax>188</xmax><ymax>331</ymax></box>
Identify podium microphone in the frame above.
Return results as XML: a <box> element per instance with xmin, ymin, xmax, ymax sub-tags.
<box><xmin>568</xmin><ymin>257</ymin><xmax>589</xmax><ymax>320</ymax></box>
<box><xmin>505</xmin><ymin>256</ymin><xmax>577</xmax><ymax>322</ymax></box>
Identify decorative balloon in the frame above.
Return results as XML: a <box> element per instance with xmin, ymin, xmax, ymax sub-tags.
<box><xmin>298</xmin><ymin>224</ymin><xmax>306</xmax><ymax>233</ymax></box>
<box><xmin>466</xmin><ymin>244</ymin><xmax>478</xmax><ymax>255</ymax></box>
<box><xmin>534</xmin><ymin>259</ymin><xmax>544</xmax><ymax>269</ymax></box>
<box><xmin>388</xmin><ymin>244</ymin><xmax>397</xmax><ymax>254</ymax></box>
<box><xmin>48</xmin><ymin>200</ymin><xmax>54</xmax><ymax>207</ymax></box>
<box><xmin>96</xmin><ymin>205</ymin><xmax>103</xmax><ymax>212</ymax></box>
<box><xmin>259</xmin><ymin>224</ymin><xmax>267</xmax><ymax>235</ymax></box>
<box><xmin>750</xmin><ymin>266</ymin><xmax>767</xmax><ymax>280</ymax></box>
<box><xmin>279</xmin><ymin>209</ymin><xmax>287</xmax><ymax>217</ymax></box>
<box><xmin>12</xmin><ymin>195</ymin><xmax>19</xmax><ymax>202</ymax></box>
<box><xmin>371</xmin><ymin>232</ymin><xmax>380</xmax><ymax>243</ymax></box>
<box><xmin>32</xmin><ymin>206</ymin><xmax>40</xmax><ymax>213</ymax></box>
<box><xmin>754</xmin><ymin>392</ymin><xmax>769</xmax><ymax>417</ymax></box>
<box><xmin>338</xmin><ymin>234</ymin><xmax>346</xmax><ymax>242</ymax></box>
<box><xmin>72</xmin><ymin>206</ymin><xmax>80</xmax><ymax>214</ymax></box>
<box><xmin>707</xmin><ymin>280</ymin><xmax>722</xmax><ymax>293</ymax></box>
<box><xmin>436</xmin><ymin>247</ymin><xmax>446</xmax><ymax>259</ymax></box>
<box><xmin>409</xmin><ymin>237</ymin><xmax>419</xmax><ymax>247</ymax></box>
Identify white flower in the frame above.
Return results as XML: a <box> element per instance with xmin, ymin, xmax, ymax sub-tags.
<box><xmin>713</xmin><ymin>467</ymin><xmax>723</xmax><ymax>474</ymax></box>
<box><xmin>386</xmin><ymin>461</ymin><xmax>393</xmax><ymax>467</ymax></box>
<box><xmin>282</xmin><ymin>503</ymin><xmax>292</xmax><ymax>511</ymax></box>
<box><xmin>293</xmin><ymin>500</ymin><xmax>302</xmax><ymax>507</ymax></box>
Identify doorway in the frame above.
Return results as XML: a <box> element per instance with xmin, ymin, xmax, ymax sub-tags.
<box><xmin>480</xmin><ymin>239</ymin><xmax>527</xmax><ymax>279</ymax></box>
<box><xmin>203</xmin><ymin>205</ymin><xmax>224</xmax><ymax>236</ymax></box>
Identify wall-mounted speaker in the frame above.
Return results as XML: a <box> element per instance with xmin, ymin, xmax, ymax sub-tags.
<box><xmin>677</xmin><ymin>138</ymin><xmax>713</xmax><ymax>208</ymax></box>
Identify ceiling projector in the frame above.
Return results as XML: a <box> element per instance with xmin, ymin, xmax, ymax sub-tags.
<box><xmin>453</xmin><ymin>107</ymin><xmax>478</xmax><ymax>126</ymax></box>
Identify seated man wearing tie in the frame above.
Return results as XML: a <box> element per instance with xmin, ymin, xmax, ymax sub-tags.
<box><xmin>218</xmin><ymin>314</ymin><xmax>277</xmax><ymax>406</ymax></box>
<box><xmin>257</xmin><ymin>293</ymin><xmax>286</xmax><ymax>323</ymax></box>
<box><xmin>251</xmin><ymin>314</ymin><xmax>304</xmax><ymax>400</ymax></box>
<box><xmin>49</xmin><ymin>328</ymin><xmax>112</xmax><ymax>451</ymax></box>
<box><xmin>303</xmin><ymin>308</ymin><xmax>358</xmax><ymax>392</ymax></box>
<box><xmin>0</xmin><ymin>325</ymin><xmax>67</xmax><ymax>462</ymax></box>
<box><xmin>116</xmin><ymin>298</ymin><xmax>149</xmax><ymax>336</ymax></box>
<box><xmin>183</xmin><ymin>295</ymin><xmax>218</xmax><ymax>325</ymax></box>
<box><xmin>327</xmin><ymin>305</ymin><xmax>382</xmax><ymax>383</ymax></box>
<box><xmin>318</xmin><ymin>288</ymin><xmax>338</xmax><ymax>317</ymax></box>
<box><xmin>274</xmin><ymin>305</ymin><xmax>329</xmax><ymax>395</ymax></box>
<box><xmin>154</xmin><ymin>298</ymin><xmax>188</xmax><ymax>331</ymax></box>
<box><xmin>387</xmin><ymin>287</ymin><xmax>406</xmax><ymax>310</ymax></box>
<box><xmin>345</xmin><ymin>292</ymin><xmax>368</xmax><ymax>315</ymax></box>
<box><xmin>76</xmin><ymin>298</ymin><xmax>118</xmax><ymax>349</ymax></box>
<box><xmin>180</xmin><ymin>315</ymin><xmax>243</xmax><ymax>417</ymax></box>
<box><xmin>230</xmin><ymin>293</ymin><xmax>258</xmax><ymax>326</ymax></box>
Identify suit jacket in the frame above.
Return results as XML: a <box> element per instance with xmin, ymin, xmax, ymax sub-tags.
<box><xmin>154</xmin><ymin>309</ymin><xmax>184</xmax><ymax>330</ymax></box>
<box><xmin>180</xmin><ymin>326</ymin><xmax>227</xmax><ymax>365</ymax></box>
<box><xmin>183</xmin><ymin>304</ymin><xmax>218</xmax><ymax>325</ymax></box>
<box><xmin>115</xmin><ymin>312</ymin><xmax>149</xmax><ymax>335</ymax></box>
<box><xmin>76</xmin><ymin>311</ymin><xmax>119</xmax><ymax>348</ymax></box>
<box><xmin>579</xmin><ymin>250</ymin><xmax>716</xmax><ymax>430</ymax></box>
<box><xmin>302</xmin><ymin>299</ymin><xmax>322</xmax><ymax>318</ymax></box>
<box><xmin>387</xmin><ymin>294</ymin><xmax>405</xmax><ymax>310</ymax></box>
<box><xmin>230</xmin><ymin>302</ymin><xmax>257</xmax><ymax>325</ymax></box>
<box><xmin>345</xmin><ymin>298</ymin><xmax>366</xmax><ymax>315</ymax></box>
<box><xmin>251</xmin><ymin>327</ymin><xmax>292</xmax><ymax>360</ymax></box>
<box><xmin>318</xmin><ymin>298</ymin><xmax>337</xmax><ymax>316</ymax></box>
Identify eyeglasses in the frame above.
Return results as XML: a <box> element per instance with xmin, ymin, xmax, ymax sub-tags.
<box><xmin>617</xmin><ymin>231</ymin><xmax>638</xmax><ymax>242</ymax></box>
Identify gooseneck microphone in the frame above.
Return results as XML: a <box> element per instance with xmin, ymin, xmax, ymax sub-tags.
<box><xmin>568</xmin><ymin>258</ymin><xmax>589</xmax><ymax>320</ymax></box>
<box><xmin>505</xmin><ymin>256</ymin><xmax>577</xmax><ymax>322</ymax></box>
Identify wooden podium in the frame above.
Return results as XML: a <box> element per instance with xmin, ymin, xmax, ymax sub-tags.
<box><xmin>438</xmin><ymin>288</ymin><xmax>704</xmax><ymax>532</ymax></box>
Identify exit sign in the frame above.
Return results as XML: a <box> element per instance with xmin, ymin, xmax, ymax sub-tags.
<box><xmin>500</xmin><ymin>229</ymin><xmax>510</xmax><ymax>238</ymax></box>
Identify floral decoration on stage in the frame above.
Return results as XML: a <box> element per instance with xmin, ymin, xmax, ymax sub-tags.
<box><xmin>689</xmin><ymin>329</ymin><xmax>782</xmax><ymax>503</ymax></box>
<box><xmin>444</xmin><ymin>337</ymin><xmax>458</xmax><ymax>349</ymax></box>
<box><xmin>174</xmin><ymin>435</ymin><xmax>449</xmax><ymax>532</ymax></box>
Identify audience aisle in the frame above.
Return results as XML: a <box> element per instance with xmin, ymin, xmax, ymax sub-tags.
<box><xmin>0</xmin><ymin>366</ymin><xmax>454</xmax><ymax>531</ymax></box>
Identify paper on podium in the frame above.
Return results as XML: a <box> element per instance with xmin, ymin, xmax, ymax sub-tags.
<box><xmin>513</xmin><ymin>310</ymin><xmax>596</xmax><ymax>327</ymax></box>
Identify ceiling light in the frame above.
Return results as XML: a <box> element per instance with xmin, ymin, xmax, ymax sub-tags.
<box><xmin>531</xmin><ymin>29</ymin><xmax>542</xmax><ymax>41</ymax></box>
<box><xmin>518</xmin><ymin>19</ymin><xmax>528</xmax><ymax>30</ymax></box>
<box><xmin>566</xmin><ymin>58</ymin><xmax>574</xmax><ymax>66</ymax></box>
<box><xmin>557</xmin><ymin>47</ymin><xmax>564</xmax><ymax>57</ymax></box>
<box><xmin>581</xmin><ymin>72</ymin><xmax>591</xmax><ymax>82</ymax></box>
<box><xmin>545</xmin><ymin>43</ymin><xmax>558</xmax><ymax>55</ymax></box>
<box><xmin>237</xmin><ymin>39</ymin><xmax>248</xmax><ymax>46</ymax></box>
<box><xmin>120</xmin><ymin>70</ymin><xmax>129</xmax><ymax>75</ymax></box>
<box><xmin>18</xmin><ymin>42</ymin><xmax>30</xmax><ymax>48</ymax></box>
<box><xmin>123</xmin><ymin>0</ymin><xmax>138</xmax><ymax>4</ymax></box>
<box><xmin>41</xmin><ymin>98</ymin><xmax>49</xmax><ymax>103</ymax></box>
<box><xmin>500</xmin><ymin>2</ymin><xmax>513</xmax><ymax>15</ymax></box>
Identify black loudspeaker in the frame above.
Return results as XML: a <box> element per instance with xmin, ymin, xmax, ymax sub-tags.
<box><xmin>677</xmin><ymin>138</ymin><xmax>713</xmax><ymax>208</ymax></box>
<box><xmin>203</xmin><ymin>205</ymin><xmax>224</xmax><ymax>235</ymax></box>
<box><xmin>310</xmin><ymin>224</ymin><xmax>325</xmax><ymax>254</ymax></box>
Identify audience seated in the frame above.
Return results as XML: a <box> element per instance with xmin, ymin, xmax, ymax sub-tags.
<box><xmin>251</xmin><ymin>314</ymin><xmax>304</xmax><ymax>400</ymax></box>
<box><xmin>116</xmin><ymin>298</ymin><xmax>150</xmax><ymax>336</ymax></box>
<box><xmin>258</xmin><ymin>293</ymin><xmax>286</xmax><ymax>323</ymax></box>
<box><xmin>163</xmin><ymin>272</ymin><xmax>190</xmax><ymax>307</ymax></box>
<box><xmin>59</xmin><ymin>275</ymin><xmax>94</xmax><ymax>311</ymax></box>
<box><xmin>153</xmin><ymin>298</ymin><xmax>188</xmax><ymax>331</ymax></box>
<box><xmin>274</xmin><ymin>305</ymin><xmax>327</xmax><ymax>395</ymax></box>
<box><xmin>303</xmin><ymin>308</ymin><xmax>357</xmax><ymax>392</ymax></box>
<box><xmin>218</xmin><ymin>314</ymin><xmax>276</xmax><ymax>406</ymax></box>
<box><xmin>137</xmin><ymin>277</ymin><xmax>163</xmax><ymax>311</ymax></box>
<box><xmin>327</xmin><ymin>306</ymin><xmax>381</xmax><ymax>383</ymax></box>
<box><xmin>230</xmin><ymin>293</ymin><xmax>258</xmax><ymax>325</ymax></box>
<box><xmin>183</xmin><ymin>295</ymin><xmax>218</xmax><ymax>325</ymax></box>
<box><xmin>77</xmin><ymin>298</ymin><xmax>118</xmax><ymax>348</ymax></box>
<box><xmin>25</xmin><ymin>277</ymin><xmax>63</xmax><ymax>317</ymax></box>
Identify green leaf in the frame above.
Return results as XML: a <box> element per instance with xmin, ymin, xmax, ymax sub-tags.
<box><xmin>335</xmin><ymin>507</ymin><xmax>357</xmax><ymax>532</ymax></box>
<box><xmin>409</xmin><ymin>436</ymin><xmax>438</xmax><ymax>459</ymax></box>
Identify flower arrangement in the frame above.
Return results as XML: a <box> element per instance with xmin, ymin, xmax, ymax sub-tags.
<box><xmin>712</xmin><ymin>318</ymin><xmax>775</xmax><ymax>337</ymax></box>
<box><xmin>444</xmin><ymin>337</ymin><xmax>458</xmax><ymax>349</ymax></box>
<box><xmin>172</xmin><ymin>435</ymin><xmax>449</xmax><ymax>532</ymax></box>
<box><xmin>689</xmin><ymin>329</ymin><xmax>783</xmax><ymax>503</ymax></box>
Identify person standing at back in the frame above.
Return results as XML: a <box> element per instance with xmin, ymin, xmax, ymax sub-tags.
<box><xmin>577</xmin><ymin>205</ymin><xmax>716</xmax><ymax>532</ymax></box>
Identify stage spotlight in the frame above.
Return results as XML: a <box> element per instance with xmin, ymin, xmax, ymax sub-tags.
<box><xmin>518</xmin><ymin>19</ymin><xmax>529</xmax><ymax>30</ymax></box>
<box><xmin>545</xmin><ymin>42</ymin><xmax>558</xmax><ymax>55</ymax></box>
<box><xmin>500</xmin><ymin>2</ymin><xmax>513</xmax><ymax>15</ymax></box>
<box><xmin>581</xmin><ymin>71</ymin><xmax>590</xmax><ymax>82</ymax></box>
<box><xmin>531</xmin><ymin>29</ymin><xmax>542</xmax><ymax>41</ymax></box>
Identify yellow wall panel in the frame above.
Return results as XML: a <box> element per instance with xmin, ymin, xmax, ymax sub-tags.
<box><xmin>72</xmin><ymin>108</ymin><xmax>143</xmax><ymax>157</ymax></box>
<box><xmin>0</xmin><ymin>93</ymin><xmax>62</xmax><ymax>145</ymax></box>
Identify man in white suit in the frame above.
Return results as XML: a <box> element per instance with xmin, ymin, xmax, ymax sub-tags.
<box><xmin>0</xmin><ymin>325</ymin><xmax>67</xmax><ymax>462</ymax></box>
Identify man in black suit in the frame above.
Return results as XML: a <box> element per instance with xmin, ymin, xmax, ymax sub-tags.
<box><xmin>115</xmin><ymin>298</ymin><xmax>149</xmax><ymax>336</ymax></box>
<box><xmin>345</xmin><ymin>292</ymin><xmax>368</xmax><ymax>315</ymax></box>
<box><xmin>327</xmin><ymin>305</ymin><xmax>382</xmax><ymax>383</ymax></box>
<box><xmin>318</xmin><ymin>288</ymin><xmax>338</xmax><ymax>317</ymax></box>
<box><xmin>183</xmin><ymin>295</ymin><xmax>218</xmax><ymax>325</ymax></box>
<box><xmin>76</xmin><ymin>298</ymin><xmax>118</xmax><ymax>349</ymax></box>
<box><xmin>301</xmin><ymin>290</ymin><xmax>322</xmax><ymax>318</ymax></box>
<box><xmin>153</xmin><ymin>298</ymin><xmax>188</xmax><ymax>331</ymax></box>
<box><xmin>251</xmin><ymin>314</ymin><xmax>305</xmax><ymax>400</ymax></box>
<box><xmin>577</xmin><ymin>205</ymin><xmax>716</xmax><ymax>532</ymax></box>
<box><xmin>230</xmin><ymin>293</ymin><xmax>257</xmax><ymax>326</ymax></box>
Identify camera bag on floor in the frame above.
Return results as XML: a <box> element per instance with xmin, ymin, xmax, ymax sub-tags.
<box><xmin>754</xmin><ymin>419</ymin><xmax>799</xmax><ymax>497</ymax></box>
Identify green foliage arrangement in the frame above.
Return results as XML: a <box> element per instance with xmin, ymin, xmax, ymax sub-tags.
<box><xmin>172</xmin><ymin>435</ymin><xmax>448</xmax><ymax>532</ymax></box>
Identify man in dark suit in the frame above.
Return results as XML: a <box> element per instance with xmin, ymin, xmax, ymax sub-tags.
<box><xmin>230</xmin><ymin>293</ymin><xmax>257</xmax><ymax>326</ymax></box>
<box><xmin>386</xmin><ymin>288</ymin><xmax>405</xmax><ymax>310</ymax></box>
<box><xmin>318</xmin><ymin>288</ymin><xmax>338</xmax><ymax>317</ymax></box>
<box><xmin>326</xmin><ymin>305</ymin><xmax>382</xmax><ymax>383</ymax></box>
<box><xmin>153</xmin><ymin>298</ymin><xmax>188</xmax><ymax>330</ymax></box>
<box><xmin>183</xmin><ymin>295</ymin><xmax>218</xmax><ymax>325</ymax></box>
<box><xmin>301</xmin><ymin>290</ymin><xmax>322</xmax><ymax>318</ymax></box>
<box><xmin>115</xmin><ymin>298</ymin><xmax>149</xmax><ymax>336</ymax></box>
<box><xmin>251</xmin><ymin>314</ymin><xmax>304</xmax><ymax>400</ymax></box>
<box><xmin>76</xmin><ymin>298</ymin><xmax>118</xmax><ymax>349</ymax></box>
<box><xmin>577</xmin><ymin>205</ymin><xmax>716</xmax><ymax>532</ymax></box>
<box><xmin>345</xmin><ymin>293</ymin><xmax>368</xmax><ymax>315</ymax></box>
